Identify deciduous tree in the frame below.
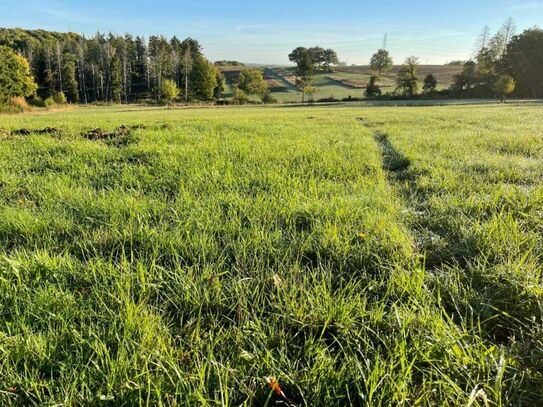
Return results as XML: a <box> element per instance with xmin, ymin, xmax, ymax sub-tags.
<box><xmin>160</xmin><ymin>79</ymin><xmax>179</xmax><ymax>105</ymax></box>
<box><xmin>495</xmin><ymin>74</ymin><xmax>515</xmax><ymax>102</ymax></box>
<box><xmin>500</xmin><ymin>28</ymin><xmax>543</xmax><ymax>98</ymax></box>
<box><xmin>396</xmin><ymin>56</ymin><xmax>419</xmax><ymax>97</ymax></box>
<box><xmin>190</xmin><ymin>56</ymin><xmax>217</xmax><ymax>101</ymax></box>
<box><xmin>370</xmin><ymin>49</ymin><xmax>393</xmax><ymax>77</ymax></box>
<box><xmin>365</xmin><ymin>75</ymin><xmax>381</xmax><ymax>97</ymax></box>
<box><xmin>0</xmin><ymin>46</ymin><xmax>37</xmax><ymax>103</ymax></box>
<box><xmin>237</xmin><ymin>68</ymin><xmax>268</xmax><ymax>95</ymax></box>
<box><xmin>423</xmin><ymin>74</ymin><xmax>438</xmax><ymax>95</ymax></box>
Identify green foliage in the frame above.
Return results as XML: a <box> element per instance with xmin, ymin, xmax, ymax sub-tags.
<box><xmin>61</xmin><ymin>53</ymin><xmax>79</xmax><ymax>103</ymax></box>
<box><xmin>190</xmin><ymin>56</ymin><xmax>217</xmax><ymax>101</ymax></box>
<box><xmin>28</xmin><ymin>96</ymin><xmax>46</xmax><ymax>107</ymax></box>
<box><xmin>365</xmin><ymin>75</ymin><xmax>382</xmax><ymax>97</ymax></box>
<box><xmin>232</xmin><ymin>87</ymin><xmax>249</xmax><ymax>104</ymax></box>
<box><xmin>44</xmin><ymin>97</ymin><xmax>56</xmax><ymax>107</ymax></box>
<box><xmin>370</xmin><ymin>49</ymin><xmax>393</xmax><ymax>76</ymax></box>
<box><xmin>452</xmin><ymin>60</ymin><xmax>477</xmax><ymax>91</ymax></box>
<box><xmin>289</xmin><ymin>46</ymin><xmax>339</xmax><ymax>73</ymax></box>
<box><xmin>500</xmin><ymin>28</ymin><xmax>543</xmax><ymax>98</ymax></box>
<box><xmin>237</xmin><ymin>68</ymin><xmax>268</xmax><ymax>95</ymax></box>
<box><xmin>0</xmin><ymin>46</ymin><xmax>37</xmax><ymax>104</ymax></box>
<box><xmin>214</xmin><ymin>60</ymin><xmax>245</xmax><ymax>67</ymax></box>
<box><xmin>302</xmin><ymin>85</ymin><xmax>317</xmax><ymax>102</ymax></box>
<box><xmin>495</xmin><ymin>74</ymin><xmax>516</xmax><ymax>101</ymax></box>
<box><xmin>288</xmin><ymin>46</ymin><xmax>308</xmax><ymax>65</ymax></box>
<box><xmin>423</xmin><ymin>74</ymin><xmax>438</xmax><ymax>94</ymax></box>
<box><xmin>214</xmin><ymin>70</ymin><xmax>226</xmax><ymax>99</ymax></box>
<box><xmin>396</xmin><ymin>56</ymin><xmax>420</xmax><ymax>97</ymax></box>
<box><xmin>322</xmin><ymin>49</ymin><xmax>339</xmax><ymax>71</ymax></box>
<box><xmin>110</xmin><ymin>54</ymin><xmax>123</xmax><ymax>103</ymax></box>
<box><xmin>293</xmin><ymin>49</ymin><xmax>314</xmax><ymax>102</ymax></box>
<box><xmin>160</xmin><ymin>79</ymin><xmax>179</xmax><ymax>104</ymax></box>
<box><xmin>52</xmin><ymin>91</ymin><xmax>67</xmax><ymax>105</ymax></box>
<box><xmin>261</xmin><ymin>91</ymin><xmax>278</xmax><ymax>104</ymax></box>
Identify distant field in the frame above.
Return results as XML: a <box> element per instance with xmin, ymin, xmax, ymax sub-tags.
<box><xmin>220</xmin><ymin>64</ymin><xmax>463</xmax><ymax>102</ymax></box>
<box><xmin>0</xmin><ymin>104</ymin><xmax>542</xmax><ymax>405</ymax></box>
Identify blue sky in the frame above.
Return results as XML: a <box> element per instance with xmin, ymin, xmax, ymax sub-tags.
<box><xmin>1</xmin><ymin>0</ymin><xmax>542</xmax><ymax>64</ymax></box>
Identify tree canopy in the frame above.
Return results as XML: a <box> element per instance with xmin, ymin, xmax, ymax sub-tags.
<box><xmin>0</xmin><ymin>28</ymin><xmax>213</xmax><ymax>103</ymax></box>
<box><xmin>500</xmin><ymin>28</ymin><xmax>543</xmax><ymax>98</ymax></box>
<box><xmin>0</xmin><ymin>46</ymin><xmax>37</xmax><ymax>103</ymax></box>
<box><xmin>396</xmin><ymin>56</ymin><xmax>419</xmax><ymax>97</ymax></box>
<box><xmin>289</xmin><ymin>46</ymin><xmax>339</xmax><ymax>72</ymax></box>
<box><xmin>237</xmin><ymin>68</ymin><xmax>268</xmax><ymax>95</ymax></box>
<box><xmin>370</xmin><ymin>49</ymin><xmax>393</xmax><ymax>77</ymax></box>
<box><xmin>423</xmin><ymin>74</ymin><xmax>438</xmax><ymax>94</ymax></box>
<box><xmin>190</xmin><ymin>56</ymin><xmax>217</xmax><ymax>101</ymax></box>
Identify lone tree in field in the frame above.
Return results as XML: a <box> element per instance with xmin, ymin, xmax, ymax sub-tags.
<box><xmin>0</xmin><ymin>46</ymin><xmax>37</xmax><ymax>104</ymax></box>
<box><xmin>396</xmin><ymin>56</ymin><xmax>420</xmax><ymax>97</ymax></box>
<box><xmin>370</xmin><ymin>49</ymin><xmax>393</xmax><ymax>77</ymax></box>
<box><xmin>423</xmin><ymin>74</ymin><xmax>438</xmax><ymax>95</ymax></box>
<box><xmin>293</xmin><ymin>48</ymin><xmax>314</xmax><ymax>103</ymax></box>
<box><xmin>161</xmin><ymin>79</ymin><xmax>179</xmax><ymax>105</ymax></box>
<box><xmin>495</xmin><ymin>74</ymin><xmax>516</xmax><ymax>102</ymax></box>
<box><xmin>237</xmin><ymin>68</ymin><xmax>268</xmax><ymax>95</ymax></box>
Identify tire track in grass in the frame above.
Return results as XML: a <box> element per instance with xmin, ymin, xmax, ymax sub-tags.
<box><xmin>359</xmin><ymin>117</ymin><xmax>455</xmax><ymax>270</ymax></box>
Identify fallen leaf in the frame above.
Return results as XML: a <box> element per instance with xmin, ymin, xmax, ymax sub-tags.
<box><xmin>265</xmin><ymin>377</ymin><xmax>293</xmax><ymax>405</ymax></box>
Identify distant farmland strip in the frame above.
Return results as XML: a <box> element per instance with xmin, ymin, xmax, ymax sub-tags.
<box><xmin>263</xmin><ymin>68</ymin><xmax>298</xmax><ymax>91</ymax></box>
<box><xmin>326</xmin><ymin>76</ymin><xmax>367</xmax><ymax>89</ymax></box>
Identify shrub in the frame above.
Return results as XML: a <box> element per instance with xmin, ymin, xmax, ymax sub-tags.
<box><xmin>9</xmin><ymin>96</ymin><xmax>32</xmax><ymax>112</ymax></box>
<box><xmin>423</xmin><ymin>74</ymin><xmax>438</xmax><ymax>95</ymax></box>
<box><xmin>44</xmin><ymin>97</ymin><xmax>56</xmax><ymax>107</ymax></box>
<box><xmin>317</xmin><ymin>96</ymin><xmax>340</xmax><ymax>103</ymax></box>
<box><xmin>365</xmin><ymin>76</ymin><xmax>382</xmax><ymax>97</ymax></box>
<box><xmin>28</xmin><ymin>96</ymin><xmax>46</xmax><ymax>107</ymax></box>
<box><xmin>341</xmin><ymin>96</ymin><xmax>363</xmax><ymax>102</ymax></box>
<box><xmin>232</xmin><ymin>88</ymin><xmax>249</xmax><ymax>105</ymax></box>
<box><xmin>160</xmin><ymin>79</ymin><xmax>180</xmax><ymax>105</ymax></box>
<box><xmin>53</xmin><ymin>91</ymin><xmax>67</xmax><ymax>105</ymax></box>
<box><xmin>261</xmin><ymin>92</ymin><xmax>278</xmax><ymax>104</ymax></box>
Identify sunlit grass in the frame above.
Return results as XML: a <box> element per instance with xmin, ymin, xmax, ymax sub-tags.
<box><xmin>0</xmin><ymin>104</ymin><xmax>541</xmax><ymax>405</ymax></box>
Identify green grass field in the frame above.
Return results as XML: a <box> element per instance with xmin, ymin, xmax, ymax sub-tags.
<box><xmin>0</xmin><ymin>104</ymin><xmax>542</xmax><ymax>406</ymax></box>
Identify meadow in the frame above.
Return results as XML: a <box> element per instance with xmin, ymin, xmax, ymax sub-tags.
<box><xmin>0</xmin><ymin>104</ymin><xmax>542</xmax><ymax>406</ymax></box>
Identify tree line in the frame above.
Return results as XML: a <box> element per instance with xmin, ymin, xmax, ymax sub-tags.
<box><xmin>452</xmin><ymin>20</ymin><xmax>543</xmax><ymax>99</ymax></box>
<box><xmin>0</xmin><ymin>28</ymin><xmax>224</xmax><ymax>104</ymax></box>
<box><xmin>288</xmin><ymin>20</ymin><xmax>542</xmax><ymax>101</ymax></box>
<box><xmin>2</xmin><ymin>22</ymin><xmax>542</xmax><ymax>107</ymax></box>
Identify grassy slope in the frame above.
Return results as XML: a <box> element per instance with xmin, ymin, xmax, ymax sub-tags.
<box><xmin>0</xmin><ymin>105</ymin><xmax>542</xmax><ymax>406</ymax></box>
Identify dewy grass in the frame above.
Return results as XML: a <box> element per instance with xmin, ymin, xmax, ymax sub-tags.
<box><xmin>0</xmin><ymin>104</ymin><xmax>542</xmax><ymax>405</ymax></box>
